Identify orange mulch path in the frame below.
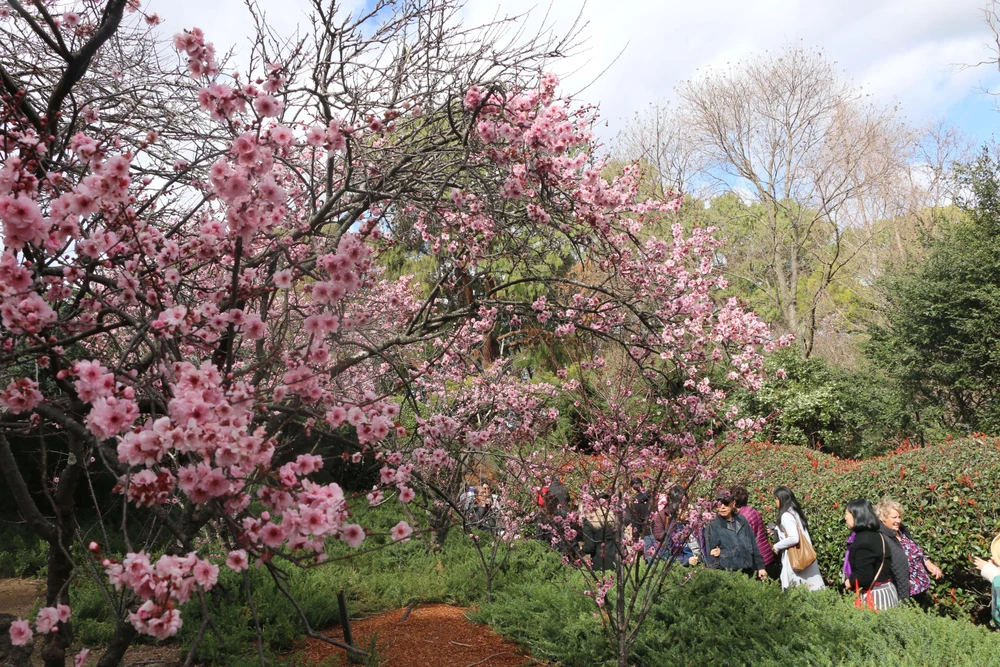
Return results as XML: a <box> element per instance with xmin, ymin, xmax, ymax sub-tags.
<box><xmin>301</xmin><ymin>604</ymin><xmax>541</xmax><ymax>667</ymax></box>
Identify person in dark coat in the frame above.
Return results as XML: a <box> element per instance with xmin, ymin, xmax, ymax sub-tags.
<box><xmin>582</xmin><ymin>496</ymin><xmax>618</xmax><ymax>571</ymax></box>
<box><xmin>732</xmin><ymin>485</ymin><xmax>779</xmax><ymax>579</ymax></box>
<box><xmin>844</xmin><ymin>498</ymin><xmax>899</xmax><ymax>610</ymax></box>
<box><xmin>703</xmin><ymin>489</ymin><xmax>767</xmax><ymax>579</ymax></box>
<box><xmin>546</xmin><ymin>477</ymin><xmax>570</xmax><ymax>509</ymax></box>
<box><xmin>627</xmin><ymin>479</ymin><xmax>651</xmax><ymax>538</ymax></box>
<box><xmin>874</xmin><ymin>518</ymin><xmax>910</xmax><ymax>601</ymax></box>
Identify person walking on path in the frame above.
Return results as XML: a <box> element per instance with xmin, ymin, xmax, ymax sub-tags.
<box><xmin>582</xmin><ymin>496</ymin><xmax>618</xmax><ymax>571</ymax></box>
<box><xmin>875</xmin><ymin>497</ymin><xmax>943</xmax><ymax>605</ymax></box>
<box><xmin>845</xmin><ymin>498</ymin><xmax>899</xmax><ymax>610</ymax></box>
<box><xmin>650</xmin><ymin>495</ymin><xmax>701</xmax><ymax>566</ymax></box>
<box><xmin>873</xmin><ymin>498</ymin><xmax>911</xmax><ymax>602</ymax></box>
<box><xmin>733</xmin><ymin>485</ymin><xmax>779</xmax><ymax>580</ymax></box>
<box><xmin>704</xmin><ymin>489</ymin><xmax>767</xmax><ymax>580</ymax></box>
<box><xmin>770</xmin><ymin>486</ymin><xmax>825</xmax><ymax>590</ymax></box>
<box><xmin>627</xmin><ymin>479</ymin><xmax>652</xmax><ymax>541</ymax></box>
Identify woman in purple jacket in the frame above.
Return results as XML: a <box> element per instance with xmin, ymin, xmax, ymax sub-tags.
<box><xmin>733</xmin><ymin>485</ymin><xmax>779</xmax><ymax>579</ymax></box>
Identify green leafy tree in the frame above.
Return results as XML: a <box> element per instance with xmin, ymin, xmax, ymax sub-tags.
<box><xmin>735</xmin><ymin>348</ymin><xmax>911</xmax><ymax>458</ymax></box>
<box><xmin>869</xmin><ymin>149</ymin><xmax>1000</xmax><ymax>434</ymax></box>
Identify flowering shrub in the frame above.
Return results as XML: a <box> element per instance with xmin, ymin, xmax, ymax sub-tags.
<box><xmin>716</xmin><ymin>436</ymin><xmax>1000</xmax><ymax>618</ymax></box>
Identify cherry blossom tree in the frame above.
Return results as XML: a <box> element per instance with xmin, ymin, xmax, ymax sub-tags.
<box><xmin>496</xmin><ymin>230</ymin><xmax>789</xmax><ymax>667</ymax></box>
<box><xmin>0</xmin><ymin>2</ymin><xmax>781</xmax><ymax>666</ymax></box>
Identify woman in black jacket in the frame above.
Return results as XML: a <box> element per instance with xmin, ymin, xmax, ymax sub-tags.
<box><xmin>844</xmin><ymin>498</ymin><xmax>899</xmax><ymax>610</ymax></box>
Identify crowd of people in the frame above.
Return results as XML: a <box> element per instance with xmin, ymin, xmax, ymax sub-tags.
<box><xmin>469</xmin><ymin>475</ymin><xmax>1000</xmax><ymax>619</ymax></box>
<box><xmin>528</xmin><ymin>480</ymin><xmax>1000</xmax><ymax>613</ymax></box>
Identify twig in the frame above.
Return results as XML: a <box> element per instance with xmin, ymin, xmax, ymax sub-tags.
<box><xmin>463</xmin><ymin>652</ymin><xmax>511</xmax><ymax>667</ymax></box>
<box><xmin>399</xmin><ymin>601</ymin><xmax>418</xmax><ymax>621</ymax></box>
<box><xmin>449</xmin><ymin>641</ymin><xmax>473</xmax><ymax>647</ymax></box>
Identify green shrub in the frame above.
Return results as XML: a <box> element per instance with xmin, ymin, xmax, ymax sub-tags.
<box><xmin>735</xmin><ymin>348</ymin><xmax>912</xmax><ymax>458</ymax></box>
<box><xmin>0</xmin><ymin>524</ymin><xmax>48</xmax><ymax>577</ymax></box>
<box><xmin>70</xmin><ymin>576</ymin><xmax>116</xmax><ymax>647</ymax></box>
<box><xmin>714</xmin><ymin>436</ymin><xmax>1000</xmax><ymax>618</ymax></box>
<box><xmin>470</xmin><ymin>566</ymin><xmax>610</xmax><ymax>666</ymax></box>
<box><xmin>477</xmin><ymin>567</ymin><xmax>1000</xmax><ymax>667</ymax></box>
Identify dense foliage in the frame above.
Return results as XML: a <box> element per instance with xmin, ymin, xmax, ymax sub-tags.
<box><xmin>869</xmin><ymin>149</ymin><xmax>1000</xmax><ymax>435</ymax></box>
<box><xmin>735</xmin><ymin>348</ymin><xmax>911</xmax><ymax>458</ymax></box>
<box><xmin>714</xmin><ymin>437</ymin><xmax>1000</xmax><ymax>618</ymax></box>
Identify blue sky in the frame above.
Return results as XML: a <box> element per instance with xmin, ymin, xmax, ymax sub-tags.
<box><xmin>156</xmin><ymin>0</ymin><xmax>1000</xmax><ymax>148</ymax></box>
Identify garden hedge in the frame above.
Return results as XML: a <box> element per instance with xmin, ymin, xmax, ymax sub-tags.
<box><xmin>714</xmin><ymin>435</ymin><xmax>1000</xmax><ymax>618</ymax></box>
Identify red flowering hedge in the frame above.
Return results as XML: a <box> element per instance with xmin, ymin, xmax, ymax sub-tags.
<box><xmin>715</xmin><ymin>435</ymin><xmax>1000</xmax><ymax>619</ymax></box>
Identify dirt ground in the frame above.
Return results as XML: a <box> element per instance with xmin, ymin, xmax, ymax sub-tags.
<box><xmin>301</xmin><ymin>604</ymin><xmax>541</xmax><ymax>667</ymax></box>
<box><xmin>0</xmin><ymin>578</ymin><xmax>40</xmax><ymax>618</ymax></box>
<box><xmin>1</xmin><ymin>581</ymin><xmax>536</xmax><ymax>667</ymax></box>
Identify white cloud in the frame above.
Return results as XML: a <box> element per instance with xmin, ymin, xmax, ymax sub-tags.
<box><xmin>150</xmin><ymin>0</ymin><xmax>1000</xmax><ymax>141</ymax></box>
<box><xmin>461</xmin><ymin>0</ymin><xmax>1000</xmax><ymax>141</ymax></box>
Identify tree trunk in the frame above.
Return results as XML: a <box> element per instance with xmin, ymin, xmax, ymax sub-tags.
<box><xmin>427</xmin><ymin>506</ymin><xmax>452</xmax><ymax>552</ymax></box>
<box><xmin>40</xmin><ymin>529</ymin><xmax>74</xmax><ymax>667</ymax></box>
<box><xmin>96</xmin><ymin>620</ymin><xmax>137</xmax><ymax>667</ymax></box>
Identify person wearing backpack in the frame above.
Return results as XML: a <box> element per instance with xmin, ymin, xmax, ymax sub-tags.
<box><xmin>771</xmin><ymin>486</ymin><xmax>825</xmax><ymax>590</ymax></box>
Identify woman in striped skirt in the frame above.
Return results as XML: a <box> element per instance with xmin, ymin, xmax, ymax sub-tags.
<box><xmin>844</xmin><ymin>498</ymin><xmax>899</xmax><ymax>610</ymax></box>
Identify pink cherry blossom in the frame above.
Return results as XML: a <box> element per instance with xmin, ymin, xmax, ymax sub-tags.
<box><xmin>36</xmin><ymin>606</ymin><xmax>60</xmax><ymax>634</ymax></box>
<box><xmin>273</xmin><ymin>270</ymin><xmax>293</xmax><ymax>289</ymax></box>
<box><xmin>192</xmin><ymin>560</ymin><xmax>219</xmax><ymax>588</ymax></box>
<box><xmin>254</xmin><ymin>94</ymin><xmax>283</xmax><ymax>118</ymax></box>
<box><xmin>86</xmin><ymin>396</ymin><xmax>139</xmax><ymax>440</ymax></box>
<box><xmin>226</xmin><ymin>549</ymin><xmax>249</xmax><ymax>572</ymax></box>
<box><xmin>0</xmin><ymin>378</ymin><xmax>43</xmax><ymax>414</ymax></box>
<box><xmin>0</xmin><ymin>194</ymin><xmax>49</xmax><ymax>248</ymax></box>
<box><xmin>8</xmin><ymin>618</ymin><xmax>32</xmax><ymax>646</ymax></box>
<box><xmin>390</xmin><ymin>520</ymin><xmax>412</xmax><ymax>543</ymax></box>
<box><xmin>57</xmin><ymin>604</ymin><xmax>71</xmax><ymax>622</ymax></box>
<box><xmin>340</xmin><ymin>524</ymin><xmax>365</xmax><ymax>548</ymax></box>
<box><xmin>0</xmin><ymin>292</ymin><xmax>57</xmax><ymax>334</ymax></box>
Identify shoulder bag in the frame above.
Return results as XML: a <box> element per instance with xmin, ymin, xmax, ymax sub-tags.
<box><xmin>787</xmin><ymin>514</ymin><xmax>817</xmax><ymax>571</ymax></box>
<box><xmin>855</xmin><ymin>533</ymin><xmax>886</xmax><ymax>611</ymax></box>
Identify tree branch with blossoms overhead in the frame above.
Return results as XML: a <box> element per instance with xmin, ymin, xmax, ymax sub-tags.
<box><xmin>0</xmin><ymin>2</ymin><xmax>785</xmax><ymax>666</ymax></box>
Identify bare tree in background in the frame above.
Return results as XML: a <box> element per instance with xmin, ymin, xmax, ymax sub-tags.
<box><xmin>850</xmin><ymin>120</ymin><xmax>973</xmax><ymax>313</ymax></box>
<box><xmin>615</xmin><ymin>102</ymin><xmax>699</xmax><ymax>197</ymax></box>
<box><xmin>678</xmin><ymin>46</ymin><xmax>913</xmax><ymax>358</ymax></box>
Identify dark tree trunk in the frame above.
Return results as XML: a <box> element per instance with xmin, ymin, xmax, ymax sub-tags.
<box><xmin>95</xmin><ymin>618</ymin><xmax>137</xmax><ymax>667</ymax></box>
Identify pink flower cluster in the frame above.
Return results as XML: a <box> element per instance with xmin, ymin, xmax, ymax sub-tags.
<box><xmin>0</xmin><ymin>194</ymin><xmax>48</xmax><ymax>249</ymax></box>
<box><xmin>105</xmin><ymin>551</ymin><xmax>218</xmax><ymax>639</ymax></box>
<box><xmin>174</xmin><ymin>28</ymin><xmax>218</xmax><ymax>78</ymax></box>
<box><xmin>0</xmin><ymin>377</ymin><xmax>42</xmax><ymax>414</ymax></box>
<box><xmin>7</xmin><ymin>605</ymin><xmax>70</xmax><ymax>646</ymax></box>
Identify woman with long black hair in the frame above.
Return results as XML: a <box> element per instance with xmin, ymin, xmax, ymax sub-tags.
<box><xmin>845</xmin><ymin>498</ymin><xmax>899</xmax><ymax>610</ymax></box>
<box><xmin>771</xmin><ymin>486</ymin><xmax>825</xmax><ymax>590</ymax></box>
